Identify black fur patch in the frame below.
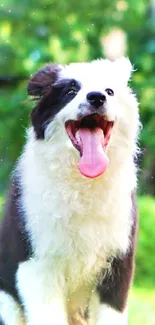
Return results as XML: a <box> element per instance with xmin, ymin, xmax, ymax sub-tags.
<box><xmin>0</xmin><ymin>176</ymin><xmax>32</xmax><ymax>302</ymax></box>
<box><xmin>28</xmin><ymin>64</ymin><xmax>59</xmax><ymax>97</ymax></box>
<box><xmin>28</xmin><ymin>65</ymin><xmax>81</xmax><ymax>139</ymax></box>
<box><xmin>97</xmin><ymin>192</ymin><xmax>138</xmax><ymax>312</ymax></box>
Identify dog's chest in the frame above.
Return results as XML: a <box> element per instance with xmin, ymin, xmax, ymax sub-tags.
<box><xmin>64</xmin><ymin>225</ymin><xmax>108</xmax><ymax>290</ymax></box>
<box><xmin>26</xmin><ymin>196</ymin><xmax>110</xmax><ymax>291</ymax></box>
<box><xmin>37</xmin><ymin>216</ymin><xmax>109</xmax><ymax>289</ymax></box>
<box><xmin>23</xmin><ymin>166</ymin><xmax>132</xmax><ymax>295</ymax></box>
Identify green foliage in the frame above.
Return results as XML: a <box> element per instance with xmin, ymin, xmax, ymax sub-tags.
<box><xmin>135</xmin><ymin>196</ymin><xmax>155</xmax><ymax>285</ymax></box>
<box><xmin>129</xmin><ymin>287</ymin><xmax>155</xmax><ymax>325</ymax></box>
<box><xmin>0</xmin><ymin>83</ymin><xmax>31</xmax><ymax>190</ymax></box>
<box><xmin>0</xmin><ymin>195</ymin><xmax>4</xmax><ymax>218</ymax></box>
<box><xmin>0</xmin><ymin>0</ymin><xmax>116</xmax><ymax>75</ymax></box>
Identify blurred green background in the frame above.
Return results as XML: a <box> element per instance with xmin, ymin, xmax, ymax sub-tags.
<box><xmin>0</xmin><ymin>0</ymin><xmax>155</xmax><ymax>324</ymax></box>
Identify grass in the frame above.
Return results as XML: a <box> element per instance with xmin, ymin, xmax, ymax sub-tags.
<box><xmin>129</xmin><ymin>287</ymin><xmax>155</xmax><ymax>325</ymax></box>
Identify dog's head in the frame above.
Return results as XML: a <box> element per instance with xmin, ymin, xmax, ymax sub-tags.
<box><xmin>28</xmin><ymin>58</ymin><xmax>139</xmax><ymax>178</ymax></box>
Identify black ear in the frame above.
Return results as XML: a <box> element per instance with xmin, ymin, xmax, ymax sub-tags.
<box><xmin>28</xmin><ymin>64</ymin><xmax>60</xmax><ymax>97</ymax></box>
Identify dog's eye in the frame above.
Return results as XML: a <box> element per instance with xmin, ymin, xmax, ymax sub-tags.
<box><xmin>66</xmin><ymin>89</ymin><xmax>77</xmax><ymax>96</ymax></box>
<box><xmin>105</xmin><ymin>88</ymin><xmax>114</xmax><ymax>96</ymax></box>
<box><xmin>63</xmin><ymin>80</ymin><xmax>80</xmax><ymax>99</ymax></box>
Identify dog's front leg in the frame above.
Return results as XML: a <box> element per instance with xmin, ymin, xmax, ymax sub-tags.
<box><xmin>88</xmin><ymin>251</ymin><xmax>135</xmax><ymax>325</ymax></box>
<box><xmin>89</xmin><ymin>193</ymin><xmax>137</xmax><ymax>325</ymax></box>
<box><xmin>16</xmin><ymin>259</ymin><xmax>68</xmax><ymax>325</ymax></box>
<box><xmin>88</xmin><ymin>293</ymin><xmax>128</xmax><ymax>325</ymax></box>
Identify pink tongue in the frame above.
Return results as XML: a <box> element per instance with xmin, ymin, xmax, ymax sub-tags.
<box><xmin>78</xmin><ymin>127</ymin><xmax>109</xmax><ymax>178</ymax></box>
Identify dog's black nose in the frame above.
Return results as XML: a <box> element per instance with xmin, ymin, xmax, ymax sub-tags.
<box><xmin>87</xmin><ymin>92</ymin><xmax>106</xmax><ymax>108</ymax></box>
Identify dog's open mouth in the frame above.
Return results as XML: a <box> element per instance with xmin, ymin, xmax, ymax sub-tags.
<box><xmin>65</xmin><ymin>114</ymin><xmax>114</xmax><ymax>178</ymax></box>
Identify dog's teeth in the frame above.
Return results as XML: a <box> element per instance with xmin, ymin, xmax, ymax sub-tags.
<box><xmin>76</xmin><ymin>131</ymin><xmax>81</xmax><ymax>143</ymax></box>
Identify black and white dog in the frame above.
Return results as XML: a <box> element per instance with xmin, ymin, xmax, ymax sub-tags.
<box><xmin>0</xmin><ymin>57</ymin><xmax>140</xmax><ymax>325</ymax></box>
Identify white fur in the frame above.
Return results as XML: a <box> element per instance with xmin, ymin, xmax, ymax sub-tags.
<box><xmin>2</xmin><ymin>58</ymin><xmax>140</xmax><ymax>325</ymax></box>
<box><xmin>96</xmin><ymin>305</ymin><xmax>128</xmax><ymax>325</ymax></box>
<box><xmin>0</xmin><ymin>291</ymin><xmax>25</xmax><ymax>325</ymax></box>
<box><xmin>16</xmin><ymin>260</ymin><xmax>68</xmax><ymax>325</ymax></box>
<box><xmin>88</xmin><ymin>293</ymin><xmax>128</xmax><ymax>325</ymax></box>
<box><xmin>54</xmin><ymin>58</ymin><xmax>134</xmax><ymax>125</ymax></box>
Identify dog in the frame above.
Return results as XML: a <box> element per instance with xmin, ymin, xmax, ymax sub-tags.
<box><xmin>0</xmin><ymin>57</ymin><xmax>140</xmax><ymax>325</ymax></box>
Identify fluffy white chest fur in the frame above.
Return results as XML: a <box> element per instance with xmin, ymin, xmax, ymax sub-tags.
<box><xmin>18</xmin><ymin>127</ymin><xmax>136</xmax><ymax>301</ymax></box>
